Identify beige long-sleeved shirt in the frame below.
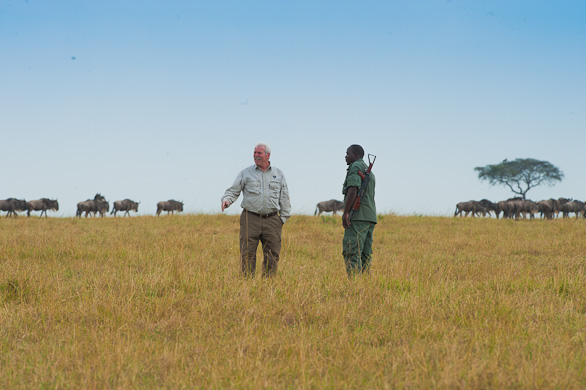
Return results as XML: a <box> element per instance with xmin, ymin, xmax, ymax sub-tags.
<box><xmin>222</xmin><ymin>164</ymin><xmax>291</xmax><ymax>224</ymax></box>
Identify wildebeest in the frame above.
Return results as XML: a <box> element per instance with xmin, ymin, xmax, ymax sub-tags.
<box><xmin>26</xmin><ymin>198</ymin><xmax>59</xmax><ymax>218</ymax></box>
<box><xmin>76</xmin><ymin>194</ymin><xmax>109</xmax><ymax>218</ymax></box>
<box><xmin>454</xmin><ymin>201</ymin><xmax>487</xmax><ymax>217</ymax></box>
<box><xmin>506</xmin><ymin>198</ymin><xmax>524</xmax><ymax>219</ymax></box>
<box><xmin>537</xmin><ymin>198</ymin><xmax>556</xmax><ymax>220</ymax></box>
<box><xmin>495</xmin><ymin>197</ymin><xmax>525</xmax><ymax>219</ymax></box>
<box><xmin>156</xmin><ymin>200</ymin><xmax>184</xmax><ymax>216</ymax></box>
<box><xmin>517</xmin><ymin>200</ymin><xmax>539</xmax><ymax>220</ymax></box>
<box><xmin>111</xmin><ymin>199</ymin><xmax>139</xmax><ymax>217</ymax></box>
<box><xmin>314</xmin><ymin>199</ymin><xmax>344</xmax><ymax>216</ymax></box>
<box><xmin>561</xmin><ymin>200</ymin><xmax>585</xmax><ymax>219</ymax></box>
<box><xmin>0</xmin><ymin>198</ymin><xmax>27</xmax><ymax>218</ymax></box>
<box><xmin>496</xmin><ymin>200</ymin><xmax>510</xmax><ymax>219</ymax></box>
<box><xmin>554</xmin><ymin>198</ymin><xmax>571</xmax><ymax>218</ymax></box>
<box><xmin>478</xmin><ymin>199</ymin><xmax>497</xmax><ymax>217</ymax></box>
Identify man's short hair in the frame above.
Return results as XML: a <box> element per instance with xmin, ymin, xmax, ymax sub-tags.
<box><xmin>255</xmin><ymin>142</ymin><xmax>271</xmax><ymax>154</ymax></box>
<box><xmin>348</xmin><ymin>144</ymin><xmax>364</xmax><ymax>158</ymax></box>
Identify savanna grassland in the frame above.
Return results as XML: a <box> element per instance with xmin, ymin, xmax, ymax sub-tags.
<box><xmin>1</xmin><ymin>214</ymin><xmax>586</xmax><ymax>389</ymax></box>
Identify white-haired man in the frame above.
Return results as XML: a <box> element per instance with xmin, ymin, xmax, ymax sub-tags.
<box><xmin>221</xmin><ymin>142</ymin><xmax>291</xmax><ymax>277</ymax></box>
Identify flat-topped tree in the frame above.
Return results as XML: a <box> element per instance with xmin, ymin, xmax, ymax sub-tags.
<box><xmin>474</xmin><ymin>158</ymin><xmax>564</xmax><ymax>200</ymax></box>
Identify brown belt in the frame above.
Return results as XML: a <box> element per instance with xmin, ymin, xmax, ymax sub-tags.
<box><xmin>245</xmin><ymin>210</ymin><xmax>278</xmax><ymax>219</ymax></box>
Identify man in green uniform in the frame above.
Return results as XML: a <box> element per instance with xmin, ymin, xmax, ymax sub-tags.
<box><xmin>342</xmin><ymin>144</ymin><xmax>376</xmax><ymax>277</ymax></box>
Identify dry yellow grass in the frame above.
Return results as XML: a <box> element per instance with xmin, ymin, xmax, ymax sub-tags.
<box><xmin>1</xmin><ymin>214</ymin><xmax>586</xmax><ymax>389</ymax></box>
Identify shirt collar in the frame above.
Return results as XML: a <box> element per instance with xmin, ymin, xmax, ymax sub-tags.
<box><xmin>255</xmin><ymin>162</ymin><xmax>272</xmax><ymax>172</ymax></box>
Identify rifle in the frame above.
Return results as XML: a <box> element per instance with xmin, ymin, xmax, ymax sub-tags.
<box><xmin>348</xmin><ymin>154</ymin><xmax>376</xmax><ymax>221</ymax></box>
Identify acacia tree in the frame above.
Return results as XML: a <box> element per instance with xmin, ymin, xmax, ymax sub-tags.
<box><xmin>474</xmin><ymin>158</ymin><xmax>564</xmax><ymax>200</ymax></box>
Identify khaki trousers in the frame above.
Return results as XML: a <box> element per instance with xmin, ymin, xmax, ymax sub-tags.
<box><xmin>239</xmin><ymin>210</ymin><xmax>283</xmax><ymax>277</ymax></box>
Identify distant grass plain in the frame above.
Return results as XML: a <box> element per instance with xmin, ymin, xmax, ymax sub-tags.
<box><xmin>1</xmin><ymin>214</ymin><xmax>586</xmax><ymax>389</ymax></box>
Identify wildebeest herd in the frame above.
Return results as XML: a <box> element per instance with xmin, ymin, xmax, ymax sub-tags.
<box><xmin>0</xmin><ymin>194</ymin><xmax>184</xmax><ymax>218</ymax></box>
<box><xmin>6</xmin><ymin>194</ymin><xmax>582</xmax><ymax>220</ymax></box>
<box><xmin>3</xmin><ymin>196</ymin><xmax>343</xmax><ymax>218</ymax></box>
<box><xmin>455</xmin><ymin>197</ymin><xmax>585</xmax><ymax>220</ymax></box>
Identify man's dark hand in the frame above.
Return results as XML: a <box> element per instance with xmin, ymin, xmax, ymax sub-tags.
<box><xmin>342</xmin><ymin>212</ymin><xmax>351</xmax><ymax>229</ymax></box>
<box><xmin>342</xmin><ymin>186</ymin><xmax>357</xmax><ymax>229</ymax></box>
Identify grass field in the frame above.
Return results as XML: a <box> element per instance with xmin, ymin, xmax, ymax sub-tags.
<box><xmin>1</xmin><ymin>214</ymin><xmax>586</xmax><ymax>389</ymax></box>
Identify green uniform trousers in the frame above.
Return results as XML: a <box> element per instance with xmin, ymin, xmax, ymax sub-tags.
<box><xmin>240</xmin><ymin>210</ymin><xmax>282</xmax><ymax>277</ymax></box>
<box><xmin>343</xmin><ymin>220</ymin><xmax>375</xmax><ymax>276</ymax></box>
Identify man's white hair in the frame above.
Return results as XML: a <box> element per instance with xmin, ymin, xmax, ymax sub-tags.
<box><xmin>255</xmin><ymin>142</ymin><xmax>271</xmax><ymax>154</ymax></box>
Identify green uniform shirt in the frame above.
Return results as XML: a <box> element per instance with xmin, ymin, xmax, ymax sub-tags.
<box><xmin>343</xmin><ymin>158</ymin><xmax>377</xmax><ymax>223</ymax></box>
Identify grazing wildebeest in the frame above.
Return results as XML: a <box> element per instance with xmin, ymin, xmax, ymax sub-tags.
<box><xmin>561</xmin><ymin>200</ymin><xmax>585</xmax><ymax>219</ymax></box>
<box><xmin>314</xmin><ymin>199</ymin><xmax>344</xmax><ymax>216</ymax></box>
<box><xmin>76</xmin><ymin>194</ymin><xmax>108</xmax><ymax>218</ymax></box>
<box><xmin>454</xmin><ymin>201</ymin><xmax>487</xmax><ymax>217</ymax></box>
<box><xmin>156</xmin><ymin>200</ymin><xmax>184</xmax><ymax>216</ymax></box>
<box><xmin>0</xmin><ymin>198</ymin><xmax>27</xmax><ymax>218</ymax></box>
<box><xmin>111</xmin><ymin>199</ymin><xmax>139</xmax><ymax>217</ymax></box>
<box><xmin>26</xmin><ymin>198</ymin><xmax>59</xmax><ymax>218</ymax></box>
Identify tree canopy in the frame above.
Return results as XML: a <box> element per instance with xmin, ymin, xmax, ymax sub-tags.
<box><xmin>474</xmin><ymin>158</ymin><xmax>564</xmax><ymax>199</ymax></box>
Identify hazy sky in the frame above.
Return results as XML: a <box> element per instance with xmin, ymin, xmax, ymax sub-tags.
<box><xmin>1</xmin><ymin>1</ymin><xmax>585</xmax><ymax>217</ymax></box>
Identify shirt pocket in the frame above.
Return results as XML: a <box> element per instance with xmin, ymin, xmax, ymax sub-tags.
<box><xmin>246</xmin><ymin>180</ymin><xmax>261</xmax><ymax>195</ymax></box>
<box><xmin>269</xmin><ymin>180</ymin><xmax>281</xmax><ymax>199</ymax></box>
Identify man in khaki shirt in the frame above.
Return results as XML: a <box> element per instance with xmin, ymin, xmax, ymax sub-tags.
<box><xmin>221</xmin><ymin>143</ymin><xmax>291</xmax><ymax>277</ymax></box>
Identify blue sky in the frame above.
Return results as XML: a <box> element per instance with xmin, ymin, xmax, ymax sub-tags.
<box><xmin>1</xmin><ymin>1</ymin><xmax>585</xmax><ymax>217</ymax></box>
